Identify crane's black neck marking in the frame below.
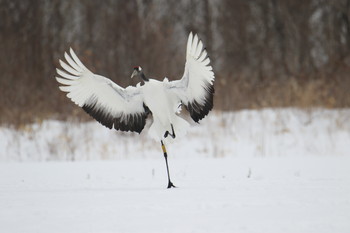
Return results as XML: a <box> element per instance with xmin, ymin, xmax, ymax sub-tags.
<box><xmin>140</xmin><ymin>72</ymin><xmax>149</xmax><ymax>82</ymax></box>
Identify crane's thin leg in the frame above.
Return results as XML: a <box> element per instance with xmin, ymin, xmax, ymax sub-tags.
<box><xmin>164</xmin><ymin>124</ymin><xmax>176</xmax><ymax>139</ymax></box>
<box><xmin>161</xmin><ymin>140</ymin><xmax>176</xmax><ymax>188</ymax></box>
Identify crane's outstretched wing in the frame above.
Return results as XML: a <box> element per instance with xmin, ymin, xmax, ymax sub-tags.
<box><xmin>55</xmin><ymin>48</ymin><xmax>148</xmax><ymax>133</ymax></box>
<box><xmin>167</xmin><ymin>32</ymin><xmax>215</xmax><ymax>122</ymax></box>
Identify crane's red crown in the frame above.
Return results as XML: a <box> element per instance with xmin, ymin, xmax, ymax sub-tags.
<box><xmin>133</xmin><ymin>66</ymin><xmax>142</xmax><ymax>71</ymax></box>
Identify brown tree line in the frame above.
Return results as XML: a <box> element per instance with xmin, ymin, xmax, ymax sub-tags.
<box><xmin>0</xmin><ymin>0</ymin><xmax>349</xmax><ymax>125</ymax></box>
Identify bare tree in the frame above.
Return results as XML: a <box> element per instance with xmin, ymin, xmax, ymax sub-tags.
<box><xmin>0</xmin><ymin>0</ymin><xmax>349</xmax><ymax>125</ymax></box>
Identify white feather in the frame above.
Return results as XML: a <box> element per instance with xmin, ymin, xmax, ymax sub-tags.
<box><xmin>192</xmin><ymin>34</ymin><xmax>199</xmax><ymax>56</ymax></box>
<box><xmin>64</xmin><ymin>52</ymin><xmax>83</xmax><ymax>72</ymax></box>
<box><xmin>69</xmin><ymin>48</ymin><xmax>89</xmax><ymax>71</ymax></box>
<box><xmin>56</xmin><ymin>69</ymin><xmax>78</xmax><ymax>80</ymax></box>
<box><xmin>59</xmin><ymin>60</ymin><xmax>81</xmax><ymax>76</ymax></box>
<box><xmin>55</xmin><ymin>77</ymin><xmax>77</xmax><ymax>86</ymax></box>
<box><xmin>186</xmin><ymin>32</ymin><xmax>193</xmax><ymax>56</ymax></box>
<box><xmin>166</xmin><ymin>32</ymin><xmax>215</xmax><ymax>106</ymax></box>
<box><xmin>56</xmin><ymin>49</ymin><xmax>145</xmax><ymax>118</ymax></box>
<box><xmin>194</xmin><ymin>40</ymin><xmax>203</xmax><ymax>58</ymax></box>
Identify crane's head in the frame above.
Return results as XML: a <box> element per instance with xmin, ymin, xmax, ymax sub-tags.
<box><xmin>131</xmin><ymin>66</ymin><xmax>149</xmax><ymax>82</ymax></box>
<box><xmin>131</xmin><ymin>66</ymin><xmax>142</xmax><ymax>79</ymax></box>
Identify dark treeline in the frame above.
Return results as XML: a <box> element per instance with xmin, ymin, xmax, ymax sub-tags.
<box><xmin>1</xmin><ymin>0</ymin><xmax>350</xmax><ymax>125</ymax></box>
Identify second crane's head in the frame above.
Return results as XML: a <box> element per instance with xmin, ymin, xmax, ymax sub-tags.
<box><xmin>131</xmin><ymin>66</ymin><xmax>149</xmax><ymax>82</ymax></box>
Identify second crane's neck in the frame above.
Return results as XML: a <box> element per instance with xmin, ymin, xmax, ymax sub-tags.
<box><xmin>140</xmin><ymin>72</ymin><xmax>149</xmax><ymax>82</ymax></box>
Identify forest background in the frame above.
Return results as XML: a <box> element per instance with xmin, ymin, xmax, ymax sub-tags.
<box><xmin>1</xmin><ymin>0</ymin><xmax>349</xmax><ymax>126</ymax></box>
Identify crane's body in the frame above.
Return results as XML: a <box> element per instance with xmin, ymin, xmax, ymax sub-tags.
<box><xmin>142</xmin><ymin>78</ymin><xmax>189</xmax><ymax>141</ymax></box>
<box><xmin>55</xmin><ymin>32</ymin><xmax>215</xmax><ymax>188</ymax></box>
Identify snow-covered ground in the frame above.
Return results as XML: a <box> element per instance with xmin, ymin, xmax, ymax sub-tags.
<box><xmin>0</xmin><ymin>108</ymin><xmax>349</xmax><ymax>233</ymax></box>
<box><xmin>0</xmin><ymin>157</ymin><xmax>349</xmax><ymax>233</ymax></box>
<box><xmin>1</xmin><ymin>108</ymin><xmax>349</xmax><ymax>161</ymax></box>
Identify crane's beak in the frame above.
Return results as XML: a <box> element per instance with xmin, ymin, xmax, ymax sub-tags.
<box><xmin>131</xmin><ymin>70</ymin><xmax>138</xmax><ymax>79</ymax></box>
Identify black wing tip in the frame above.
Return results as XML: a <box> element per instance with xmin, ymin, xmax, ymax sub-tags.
<box><xmin>113</xmin><ymin>113</ymin><xmax>147</xmax><ymax>133</ymax></box>
<box><xmin>82</xmin><ymin>101</ymin><xmax>149</xmax><ymax>134</ymax></box>
<box><xmin>186</xmin><ymin>84</ymin><xmax>214</xmax><ymax>123</ymax></box>
<box><xmin>83</xmin><ymin>103</ymin><xmax>114</xmax><ymax>129</ymax></box>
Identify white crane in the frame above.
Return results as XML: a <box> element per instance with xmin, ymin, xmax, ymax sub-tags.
<box><xmin>55</xmin><ymin>32</ymin><xmax>215</xmax><ymax>188</ymax></box>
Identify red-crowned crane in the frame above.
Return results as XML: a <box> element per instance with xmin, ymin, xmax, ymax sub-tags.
<box><xmin>55</xmin><ymin>32</ymin><xmax>215</xmax><ymax>188</ymax></box>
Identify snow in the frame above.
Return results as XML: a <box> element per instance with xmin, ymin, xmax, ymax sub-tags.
<box><xmin>0</xmin><ymin>108</ymin><xmax>350</xmax><ymax>232</ymax></box>
<box><xmin>0</xmin><ymin>157</ymin><xmax>349</xmax><ymax>233</ymax></box>
<box><xmin>1</xmin><ymin>108</ymin><xmax>349</xmax><ymax>161</ymax></box>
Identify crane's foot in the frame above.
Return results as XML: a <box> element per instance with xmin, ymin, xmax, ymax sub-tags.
<box><xmin>164</xmin><ymin>131</ymin><xmax>176</xmax><ymax>139</ymax></box>
<box><xmin>164</xmin><ymin>124</ymin><xmax>176</xmax><ymax>139</ymax></box>
<box><xmin>167</xmin><ymin>181</ymin><xmax>176</xmax><ymax>189</ymax></box>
